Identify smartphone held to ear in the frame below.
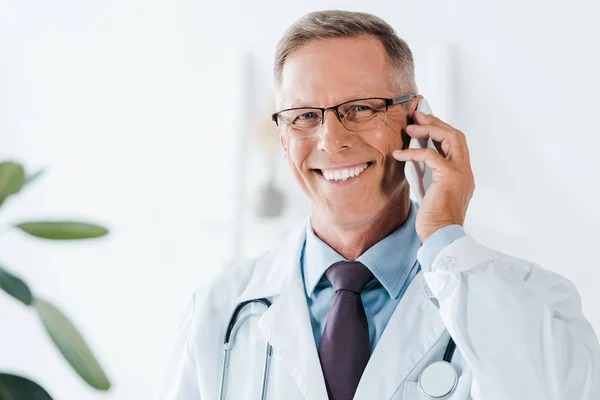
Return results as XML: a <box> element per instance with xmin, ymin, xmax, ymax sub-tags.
<box><xmin>404</xmin><ymin>98</ymin><xmax>435</xmax><ymax>205</ymax></box>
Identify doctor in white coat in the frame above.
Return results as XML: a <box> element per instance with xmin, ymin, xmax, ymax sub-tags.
<box><xmin>158</xmin><ymin>10</ymin><xmax>600</xmax><ymax>400</ymax></box>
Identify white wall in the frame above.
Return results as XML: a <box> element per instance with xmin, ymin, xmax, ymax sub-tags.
<box><xmin>1</xmin><ymin>0</ymin><xmax>599</xmax><ymax>398</ymax></box>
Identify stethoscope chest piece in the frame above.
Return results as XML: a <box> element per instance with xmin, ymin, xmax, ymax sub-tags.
<box><xmin>418</xmin><ymin>360</ymin><xmax>458</xmax><ymax>399</ymax></box>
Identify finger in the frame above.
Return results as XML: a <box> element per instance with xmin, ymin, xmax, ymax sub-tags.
<box><xmin>405</xmin><ymin>124</ymin><xmax>465</xmax><ymax>160</ymax></box>
<box><xmin>413</xmin><ymin>110</ymin><xmax>456</xmax><ymax>132</ymax></box>
<box><xmin>432</xmin><ymin>140</ymin><xmax>445</xmax><ymax>158</ymax></box>
<box><xmin>392</xmin><ymin>148</ymin><xmax>447</xmax><ymax>170</ymax></box>
<box><xmin>413</xmin><ymin>111</ymin><xmax>467</xmax><ymax>145</ymax></box>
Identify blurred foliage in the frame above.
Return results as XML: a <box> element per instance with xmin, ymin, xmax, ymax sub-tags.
<box><xmin>0</xmin><ymin>161</ymin><xmax>111</xmax><ymax>399</ymax></box>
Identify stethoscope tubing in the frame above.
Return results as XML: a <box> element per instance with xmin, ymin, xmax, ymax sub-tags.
<box><xmin>221</xmin><ymin>298</ymin><xmax>456</xmax><ymax>400</ymax></box>
<box><xmin>220</xmin><ymin>298</ymin><xmax>272</xmax><ymax>400</ymax></box>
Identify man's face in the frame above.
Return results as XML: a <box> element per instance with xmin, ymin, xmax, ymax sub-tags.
<box><xmin>276</xmin><ymin>35</ymin><xmax>417</xmax><ymax>226</ymax></box>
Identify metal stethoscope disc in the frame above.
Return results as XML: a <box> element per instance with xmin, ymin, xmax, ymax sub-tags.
<box><xmin>418</xmin><ymin>360</ymin><xmax>458</xmax><ymax>399</ymax></box>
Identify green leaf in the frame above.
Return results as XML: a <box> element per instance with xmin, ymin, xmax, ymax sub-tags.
<box><xmin>33</xmin><ymin>298</ymin><xmax>111</xmax><ymax>391</ymax></box>
<box><xmin>0</xmin><ymin>264</ymin><xmax>33</xmax><ymax>305</ymax></box>
<box><xmin>0</xmin><ymin>162</ymin><xmax>25</xmax><ymax>206</ymax></box>
<box><xmin>0</xmin><ymin>373</ymin><xmax>54</xmax><ymax>400</ymax></box>
<box><xmin>16</xmin><ymin>221</ymin><xmax>109</xmax><ymax>240</ymax></box>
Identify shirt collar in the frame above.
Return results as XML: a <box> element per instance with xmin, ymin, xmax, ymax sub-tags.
<box><xmin>302</xmin><ymin>200</ymin><xmax>422</xmax><ymax>299</ymax></box>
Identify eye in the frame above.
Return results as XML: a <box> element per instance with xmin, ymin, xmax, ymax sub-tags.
<box><xmin>345</xmin><ymin>104</ymin><xmax>377</xmax><ymax>117</ymax></box>
<box><xmin>345</xmin><ymin>104</ymin><xmax>378</xmax><ymax>116</ymax></box>
<box><xmin>291</xmin><ymin>110</ymin><xmax>321</xmax><ymax>127</ymax></box>
<box><xmin>355</xmin><ymin>105</ymin><xmax>373</xmax><ymax>112</ymax></box>
<box><xmin>297</xmin><ymin>111</ymin><xmax>319</xmax><ymax>121</ymax></box>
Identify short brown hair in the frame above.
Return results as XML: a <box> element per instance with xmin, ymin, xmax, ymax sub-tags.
<box><xmin>274</xmin><ymin>10</ymin><xmax>417</xmax><ymax>93</ymax></box>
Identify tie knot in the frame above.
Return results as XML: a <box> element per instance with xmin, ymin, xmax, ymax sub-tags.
<box><xmin>325</xmin><ymin>261</ymin><xmax>374</xmax><ymax>293</ymax></box>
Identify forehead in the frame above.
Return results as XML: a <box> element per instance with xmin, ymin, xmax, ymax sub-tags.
<box><xmin>277</xmin><ymin>36</ymin><xmax>394</xmax><ymax>109</ymax></box>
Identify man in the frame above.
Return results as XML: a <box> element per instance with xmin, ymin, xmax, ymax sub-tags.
<box><xmin>159</xmin><ymin>10</ymin><xmax>600</xmax><ymax>400</ymax></box>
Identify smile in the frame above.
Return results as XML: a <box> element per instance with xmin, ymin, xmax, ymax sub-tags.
<box><xmin>314</xmin><ymin>162</ymin><xmax>372</xmax><ymax>182</ymax></box>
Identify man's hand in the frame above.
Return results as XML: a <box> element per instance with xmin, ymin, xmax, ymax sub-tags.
<box><xmin>393</xmin><ymin>111</ymin><xmax>475</xmax><ymax>243</ymax></box>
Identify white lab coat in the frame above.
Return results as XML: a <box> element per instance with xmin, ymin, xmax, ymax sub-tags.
<box><xmin>157</xmin><ymin>221</ymin><xmax>600</xmax><ymax>400</ymax></box>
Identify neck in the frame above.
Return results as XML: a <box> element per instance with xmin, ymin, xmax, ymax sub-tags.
<box><xmin>311</xmin><ymin>186</ymin><xmax>412</xmax><ymax>260</ymax></box>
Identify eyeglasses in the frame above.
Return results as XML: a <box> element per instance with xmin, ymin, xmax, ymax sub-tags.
<box><xmin>271</xmin><ymin>94</ymin><xmax>415</xmax><ymax>138</ymax></box>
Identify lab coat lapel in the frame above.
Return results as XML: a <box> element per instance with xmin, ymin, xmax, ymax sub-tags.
<box><xmin>353</xmin><ymin>272</ymin><xmax>446</xmax><ymax>400</ymax></box>
<box><xmin>235</xmin><ymin>220</ymin><xmax>329</xmax><ymax>400</ymax></box>
<box><xmin>259</xmin><ymin>279</ymin><xmax>329</xmax><ymax>400</ymax></box>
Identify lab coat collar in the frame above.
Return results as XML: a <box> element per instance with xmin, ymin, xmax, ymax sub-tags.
<box><xmin>235</xmin><ymin>218</ymin><xmax>329</xmax><ymax>400</ymax></box>
<box><xmin>235</xmin><ymin>217</ymin><xmax>309</xmax><ymax>304</ymax></box>
<box><xmin>234</xmin><ymin>216</ymin><xmax>446</xmax><ymax>400</ymax></box>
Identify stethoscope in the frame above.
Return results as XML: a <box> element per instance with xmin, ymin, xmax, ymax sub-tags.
<box><xmin>219</xmin><ymin>298</ymin><xmax>458</xmax><ymax>400</ymax></box>
<box><xmin>219</xmin><ymin>298</ymin><xmax>273</xmax><ymax>400</ymax></box>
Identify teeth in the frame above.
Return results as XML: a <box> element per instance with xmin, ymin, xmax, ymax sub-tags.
<box><xmin>322</xmin><ymin>163</ymin><xmax>369</xmax><ymax>181</ymax></box>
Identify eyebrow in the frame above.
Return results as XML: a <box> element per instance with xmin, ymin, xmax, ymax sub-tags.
<box><xmin>287</xmin><ymin>93</ymin><xmax>386</xmax><ymax>109</ymax></box>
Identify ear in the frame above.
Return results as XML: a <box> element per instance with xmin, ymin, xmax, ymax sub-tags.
<box><xmin>273</xmin><ymin>91</ymin><xmax>289</xmax><ymax>159</ymax></box>
<box><xmin>278</xmin><ymin>127</ymin><xmax>289</xmax><ymax>160</ymax></box>
<box><xmin>402</xmin><ymin>94</ymin><xmax>424</xmax><ymax>151</ymax></box>
<box><xmin>408</xmin><ymin>94</ymin><xmax>424</xmax><ymax>123</ymax></box>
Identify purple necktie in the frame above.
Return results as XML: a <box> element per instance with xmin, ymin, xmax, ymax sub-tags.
<box><xmin>318</xmin><ymin>261</ymin><xmax>374</xmax><ymax>400</ymax></box>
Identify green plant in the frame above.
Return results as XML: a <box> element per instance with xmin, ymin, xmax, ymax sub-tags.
<box><xmin>0</xmin><ymin>161</ymin><xmax>111</xmax><ymax>399</ymax></box>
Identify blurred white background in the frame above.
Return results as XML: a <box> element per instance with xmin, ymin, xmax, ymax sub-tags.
<box><xmin>1</xmin><ymin>0</ymin><xmax>599</xmax><ymax>398</ymax></box>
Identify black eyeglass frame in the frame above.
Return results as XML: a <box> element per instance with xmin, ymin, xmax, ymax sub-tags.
<box><xmin>270</xmin><ymin>93</ymin><xmax>416</xmax><ymax>127</ymax></box>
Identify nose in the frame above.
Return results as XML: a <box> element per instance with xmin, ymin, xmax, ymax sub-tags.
<box><xmin>317</xmin><ymin>109</ymin><xmax>356</xmax><ymax>154</ymax></box>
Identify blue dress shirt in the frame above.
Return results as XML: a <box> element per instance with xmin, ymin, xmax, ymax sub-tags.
<box><xmin>300</xmin><ymin>200</ymin><xmax>466</xmax><ymax>353</ymax></box>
